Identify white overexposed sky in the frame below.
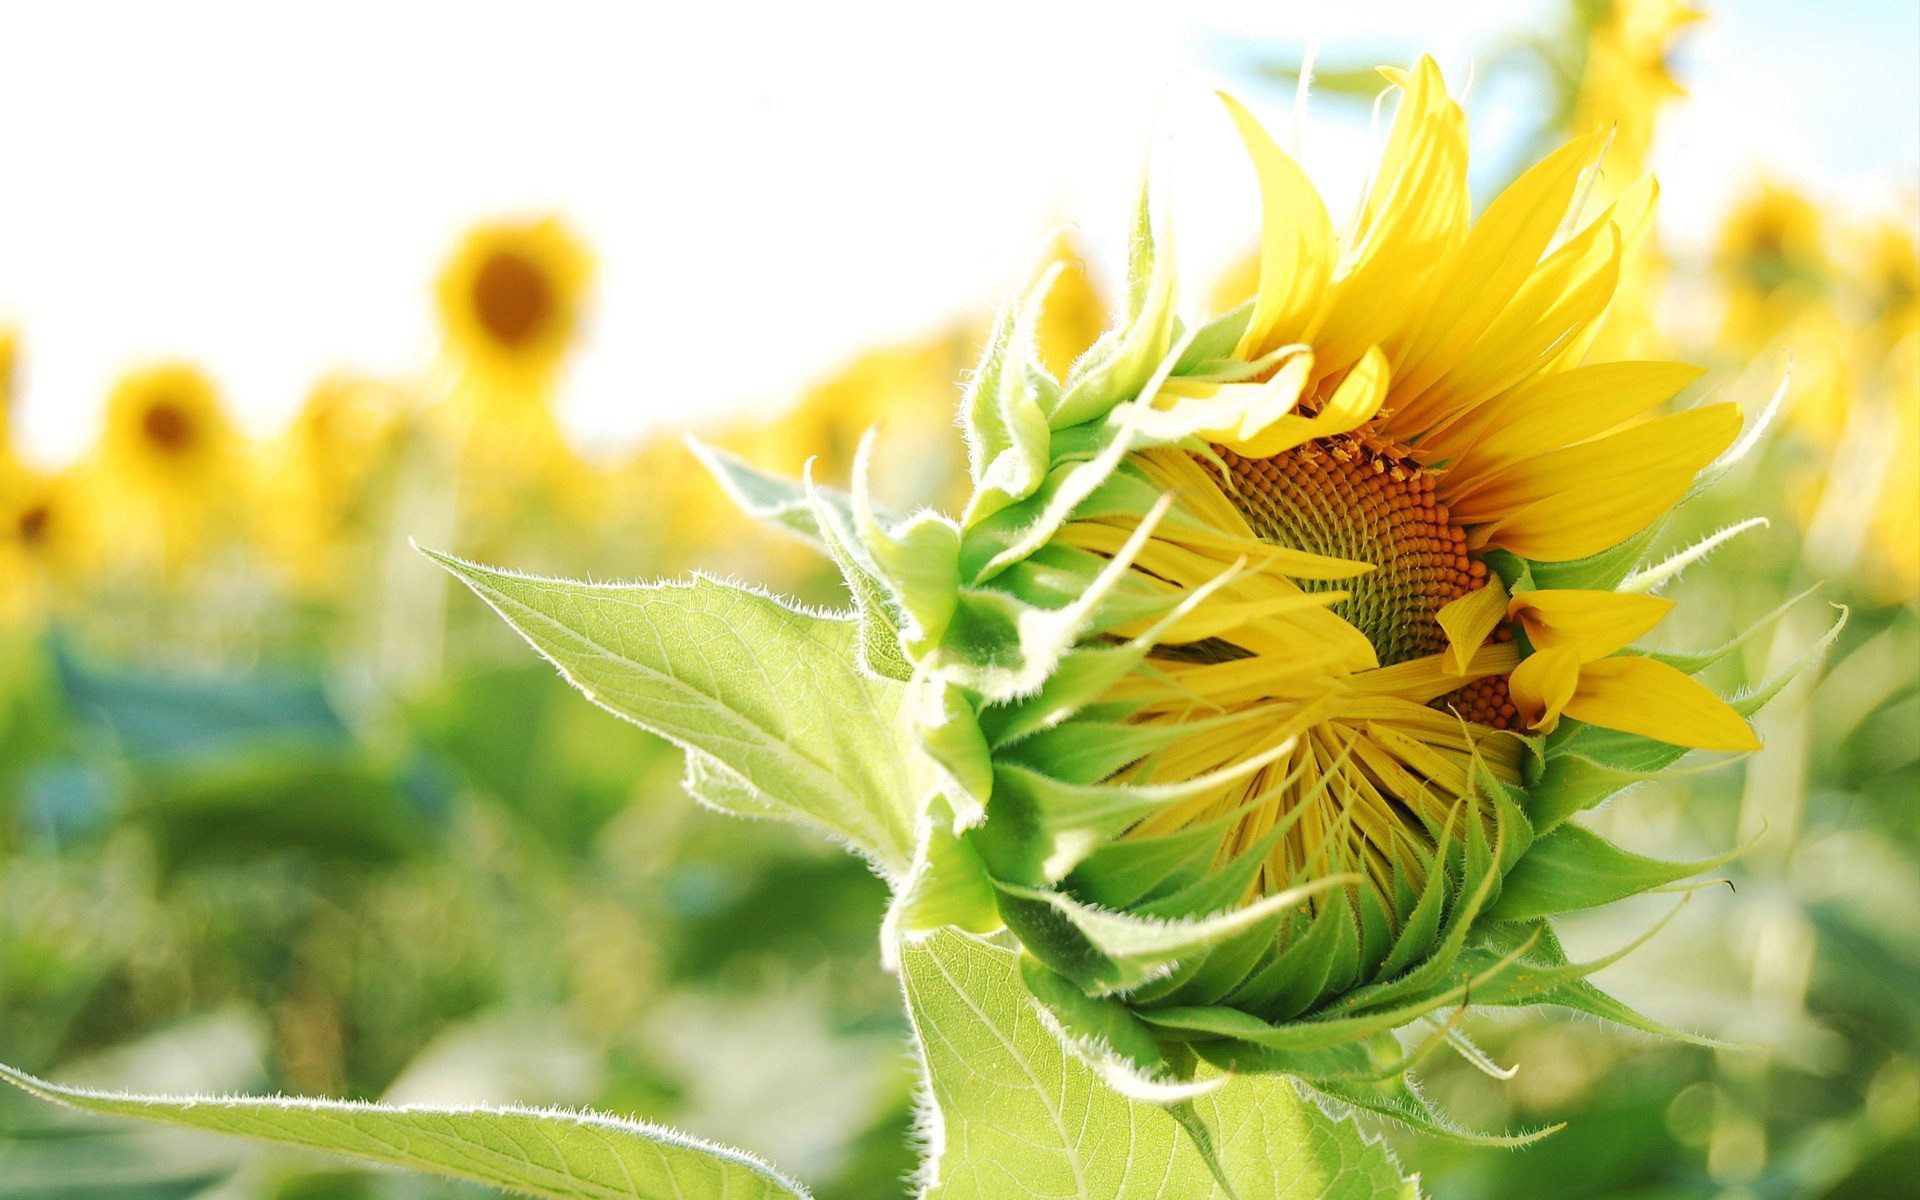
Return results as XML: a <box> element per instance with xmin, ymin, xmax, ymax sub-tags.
<box><xmin>1</xmin><ymin>0</ymin><xmax>1914</xmax><ymax>463</ymax></box>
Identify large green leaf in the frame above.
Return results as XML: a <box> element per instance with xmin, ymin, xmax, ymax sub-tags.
<box><xmin>899</xmin><ymin>929</ymin><xmax>1418</xmax><ymax>1200</ymax></box>
<box><xmin>0</xmin><ymin>1065</ymin><xmax>808</xmax><ymax>1200</ymax></box>
<box><xmin>424</xmin><ymin>551</ymin><xmax>922</xmax><ymax>874</ymax></box>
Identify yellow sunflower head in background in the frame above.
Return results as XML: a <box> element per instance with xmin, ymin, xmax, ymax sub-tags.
<box><xmin>100</xmin><ymin>362</ymin><xmax>237</xmax><ymax>491</ymax></box>
<box><xmin>257</xmin><ymin>372</ymin><xmax>410</xmax><ymax>594</ymax></box>
<box><xmin>1</xmin><ymin>457</ymin><xmax>95</xmax><ymax>625</ymax></box>
<box><xmin>1714</xmin><ymin>180</ymin><xmax>1830</xmax><ymax>344</ymax></box>
<box><xmin>95</xmin><ymin>361</ymin><xmax>243</xmax><ymax>569</ymax></box>
<box><xmin>436</xmin><ymin>216</ymin><xmax>592</xmax><ymax>386</ymax></box>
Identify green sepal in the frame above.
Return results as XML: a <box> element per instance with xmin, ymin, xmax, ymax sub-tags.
<box><xmin>970</xmin><ymin>736</ymin><xmax>1293</xmax><ymax>885</ymax></box>
<box><xmin>806</xmin><ymin>468</ymin><xmax>915</xmax><ymax>682</ymax></box>
<box><xmin>1471</xmin><ymin>921</ymin><xmax>1733</xmax><ymax>1048</ymax></box>
<box><xmin>1619</xmin><ymin>516</ymin><xmax>1771</xmax><ymax>594</ymax></box>
<box><xmin>1301</xmin><ymin>1076</ymin><xmax>1562</xmax><ymax>1149</ymax></box>
<box><xmin>1226</xmin><ymin>886</ymin><xmax>1351</xmax><ymax>1020</ymax></box>
<box><xmin>1445</xmin><ymin>898</ymin><xmax>1689</xmax><ymax>1008</ymax></box>
<box><xmin>1644</xmin><ymin>584</ymin><xmax>1819</xmax><ymax>675</ymax></box>
<box><xmin>997</xmin><ymin>716</ymin><xmax>1188</xmax><ymax>788</ymax></box>
<box><xmin>1018</xmin><ymin>954</ymin><xmax>1194</xmax><ymax>1094</ymax></box>
<box><xmin>1064</xmin><ymin>810</ymin><xmax>1250</xmax><ymax>909</ymax></box>
<box><xmin>687</xmin><ymin>437</ymin><xmax>837</xmax><ymax>548</ymax></box>
<box><xmin>1049</xmin><ymin>173</ymin><xmax>1178</xmax><ymax>431</ymax></box>
<box><xmin>1169</xmin><ymin>301</ymin><xmax>1253</xmax><ymax>374</ymax></box>
<box><xmin>884</xmin><ymin>808</ymin><xmax>1002</xmax><ymax>943</ymax></box>
<box><xmin>1526</xmin><ymin>520</ymin><xmax>1663</xmax><ymax>591</ymax></box>
<box><xmin>962</xmin><ymin>256</ymin><xmax>1063</xmax><ymax>525</ymax></box>
<box><xmin>993</xmin><ymin>873</ymin><xmax>1354</xmax><ymax>997</ymax></box>
<box><xmin>910</xmin><ymin>675</ymin><xmax>994</xmax><ymax>826</ymax></box>
<box><xmin>852</xmin><ymin>440</ymin><xmax>964</xmax><ymax>656</ymax></box>
<box><xmin>1488</xmin><ymin>820</ymin><xmax>1753</xmax><ymax>921</ymax></box>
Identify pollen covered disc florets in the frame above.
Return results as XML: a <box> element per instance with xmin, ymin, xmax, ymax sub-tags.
<box><xmin>1214</xmin><ymin>436</ymin><xmax>1483</xmax><ymax>666</ymax></box>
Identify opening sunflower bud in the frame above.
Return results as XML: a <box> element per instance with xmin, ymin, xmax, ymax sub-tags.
<box><xmin>839</xmin><ymin>56</ymin><xmax>1803</xmax><ymax>1128</ymax></box>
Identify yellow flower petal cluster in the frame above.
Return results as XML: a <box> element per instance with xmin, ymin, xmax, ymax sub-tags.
<box><xmin>1096</xmin><ymin>60</ymin><xmax>1753</xmax><ymax>899</ymax></box>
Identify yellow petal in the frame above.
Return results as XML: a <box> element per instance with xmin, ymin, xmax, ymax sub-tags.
<box><xmin>1435</xmin><ymin>575</ymin><xmax>1510</xmax><ymax>674</ymax></box>
<box><xmin>1460</xmin><ymin>403</ymin><xmax>1742</xmax><ymax>561</ymax></box>
<box><xmin>1233</xmin><ymin>346</ymin><xmax>1391</xmax><ymax>458</ymax></box>
<box><xmin>1561</xmin><ymin>656</ymin><xmax>1761</xmax><ymax>752</ymax></box>
<box><xmin>1508</xmin><ymin>588</ymin><xmax>1673</xmax><ymax>661</ymax></box>
<box><xmin>1315</xmin><ymin>56</ymin><xmax>1470</xmax><ymax>374</ymax></box>
<box><xmin>1546</xmin><ymin>175</ymin><xmax>1660</xmax><ymax>373</ymax></box>
<box><xmin>1390</xmin><ymin>216</ymin><xmax>1621</xmax><ymax>436</ymax></box>
<box><xmin>1508</xmin><ymin>644</ymin><xmax>1583</xmax><ymax>733</ymax></box>
<box><xmin>1391</xmin><ymin>132</ymin><xmax>1602</xmax><ymax>398</ymax></box>
<box><xmin>1220</xmin><ymin>93</ymin><xmax>1334</xmax><ymax>360</ymax></box>
<box><xmin>1426</xmin><ymin>360</ymin><xmax>1705</xmax><ymax>487</ymax></box>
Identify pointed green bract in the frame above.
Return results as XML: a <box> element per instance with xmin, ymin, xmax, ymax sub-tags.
<box><xmin>0</xmin><ymin>1064</ymin><xmax>810</xmax><ymax>1200</ymax></box>
<box><xmin>423</xmin><ymin>549</ymin><xmax>925</xmax><ymax>874</ymax></box>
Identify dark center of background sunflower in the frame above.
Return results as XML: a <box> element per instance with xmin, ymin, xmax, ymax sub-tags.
<box><xmin>16</xmin><ymin>503</ymin><xmax>50</xmax><ymax>544</ymax></box>
<box><xmin>1213</xmin><ymin>437</ymin><xmax>1482</xmax><ymax>666</ymax></box>
<box><xmin>472</xmin><ymin>251</ymin><xmax>554</xmax><ymax>348</ymax></box>
<box><xmin>141</xmin><ymin>401</ymin><xmax>195</xmax><ymax>454</ymax></box>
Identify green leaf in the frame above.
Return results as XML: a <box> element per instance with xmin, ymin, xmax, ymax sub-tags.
<box><xmin>424</xmin><ymin>550</ymin><xmax>922</xmax><ymax>875</ymax></box>
<box><xmin>0</xmin><ymin>1064</ymin><xmax>809</xmax><ymax>1200</ymax></box>
<box><xmin>899</xmin><ymin>929</ymin><xmax>1418</xmax><ymax>1200</ymax></box>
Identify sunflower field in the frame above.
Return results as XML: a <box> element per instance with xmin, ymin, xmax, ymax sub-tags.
<box><xmin>1</xmin><ymin>4</ymin><xmax>1915</xmax><ymax>1199</ymax></box>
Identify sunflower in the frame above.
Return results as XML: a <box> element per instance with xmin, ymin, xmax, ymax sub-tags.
<box><xmin>433</xmin><ymin>217</ymin><xmax>593</xmax><ymax>520</ymax></box>
<box><xmin>94</xmin><ymin>361</ymin><xmax>243</xmax><ymax>569</ymax></box>
<box><xmin>1714</xmin><ymin>181</ymin><xmax>1830</xmax><ymax>346</ymax></box>
<box><xmin>1785</xmin><ymin>210</ymin><xmax>1920</xmax><ymax>603</ymax></box>
<box><xmin>437</xmin><ymin>216</ymin><xmax>592</xmax><ymax>389</ymax></box>
<box><xmin>808</xmin><ymin>58</ymin><xmax>1800</xmax><ymax>1129</ymax></box>
<box><xmin>0</xmin><ymin>455</ymin><xmax>95</xmax><ymax>626</ymax></box>
<box><xmin>256</xmin><ymin>373</ymin><xmax>409</xmax><ymax>594</ymax></box>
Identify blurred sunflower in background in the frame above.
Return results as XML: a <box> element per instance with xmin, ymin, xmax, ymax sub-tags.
<box><xmin>256</xmin><ymin>372</ymin><xmax>411</xmax><ymax>598</ymax></box>
<box><xmin>92</xmin><ymin>360</ymin><xmax>244</xmax><ymax>572</ymax></box>
<box><xmin>1713</xmin><ymin>181</ymin><xmax>1830</xmax><ymax>347</ymax></box>
<box><xmin>0</xmin><ymin>460</ymin><xmax>93</xmax><ymax>627</ymax></box>
<box><xmin>435</xmin><ymin>217</ymin><xmax>592</xmax><ymax>512</ymax></box>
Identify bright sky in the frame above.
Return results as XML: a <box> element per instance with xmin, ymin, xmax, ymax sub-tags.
<box><xmin>2</xmin><ymin>0</ymin><xmax>1914</xmax><ymax>463</ymax></box>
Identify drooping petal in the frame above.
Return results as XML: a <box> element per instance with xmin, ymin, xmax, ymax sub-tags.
<box><xmin>1221</xmin><ymin>93</ymin><xmax>1335</xmax><ymax>360</ymax></box>
<box><xmin>1508</xmin><ymin>589</ymin><xmax>1674</xmax><ymax>660</ymax></box>
<box><xmin>1508</xmin><ymin>644</ymin><xmax>1583</xmax><ymax>732</ymax></box>
<box><xmin>1234</xmin><ymin>346</ymin><xmax>1392</xmax><ymax>458</ymax></box>
<box><xmin>1560</xmin><ymin>656</ymin><xmax>1760</xmax><ymax>752</ymax></box>
<box><xmin>1435</xmin><ymin>576</ymin><xmax>1510</xmax><ymax>674</ymax></box>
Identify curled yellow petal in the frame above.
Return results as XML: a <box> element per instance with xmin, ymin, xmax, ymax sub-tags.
<box><xmin>1391</xmin><ymin>132</ymin><xmax>1603</xmax><ymax>399</ymax></box>
<box><xmin>1233</xmin><ymin>346</ymin><xmax>1391</xmax><ymax>458</ymax></box>
<box><xmin>1508</xmin><ymin>589</ymin><xmax>1673</xmax><ymax>661</ymax></box>
<box><xmin>1561</xmin><ymin>656</ymin><xmax>1761</xmax><ymax>752</ymax></box>
<box><xmin>1220</xmin><ymin>92</ymin><xmax>1333</xmax><ymax>360</ymax></box>
<box><xmin>1509</xmin><ymin>644</ymin><xmax>1583</xmax><ymax>733</ymax></box>
<box><xmin>1436</xmin><ymin>575</ymin><xmax>1510</xmax><ymax>674</ymax></box>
